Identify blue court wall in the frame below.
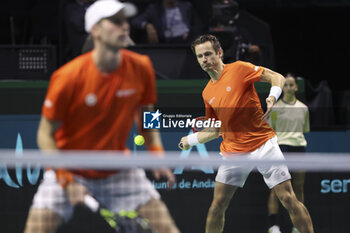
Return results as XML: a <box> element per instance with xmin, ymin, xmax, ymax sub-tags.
<box><xmin>0</xmin><ymin>114</ymin><xmax>350</xmax><ymax>153</ymax></box>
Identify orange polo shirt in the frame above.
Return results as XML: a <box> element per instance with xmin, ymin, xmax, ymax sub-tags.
<box><xmin>42</xmin><ymin>49</ymin><xmax>157</xmax><ymax>179</ymax></box>
<box><xmin>202</xmin><ymin>61</ymin><xmax>275</xmax><ymax>154</ymax></box>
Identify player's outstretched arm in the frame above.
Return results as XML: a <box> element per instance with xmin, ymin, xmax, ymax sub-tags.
<box><xmin>178</xmin><ymin>127</ymin><xmax>220</xmax><ymax>150</ymax></box>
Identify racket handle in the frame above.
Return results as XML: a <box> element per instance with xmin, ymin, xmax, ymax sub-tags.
<box><xmin>178</xmin><ymin>142</ymin><xmax>183</xmax><ymax>149</ymax></box>
<box><xmin>84</xmin><ymin>194</ymin><xmax>99</xmax><ymax>212</ymax></box>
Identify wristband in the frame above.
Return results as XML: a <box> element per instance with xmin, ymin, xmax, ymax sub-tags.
<box><xmin>84</xmin><ymin>195</ymin><xmax>99</xmax><ymax>212</ymax></box>
<box><xmin>187</xmin><ymin>133</ymin><xmax>200</xmax><ymax>146</ymax></box>
<box><xmin>268</xmin><ymin>86</ymin><xmax>282</xmax><ymax>101</ymax></box>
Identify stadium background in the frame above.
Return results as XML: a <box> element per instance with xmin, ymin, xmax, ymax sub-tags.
<box><xmin>1</xmin><ymin>0</ymin><xmax>350</xmax><ymax>233</ymax></box>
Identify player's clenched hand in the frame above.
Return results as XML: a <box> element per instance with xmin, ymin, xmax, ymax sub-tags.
<box><xmin>152</xmin><ymin>168</ymin><xmax>176</xmax><ymax>188</ymax></box>
<box><xmin>262</xmin><ymin>96</ymin><xmax>276</xmax><ymax>122</ymax></box>
<box><xmin>66</xmin><ymin>182</ymin><xmax>89</xmax><ymax>206</ymax></box>
<box><xmin>178</xmin><ymin>136</ymin><xmax>191</xmax><ymax>150</ymax></box>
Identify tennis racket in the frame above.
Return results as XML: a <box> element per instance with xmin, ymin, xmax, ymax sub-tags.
<box><xmin>191</xmin><ymin>116</ymin><xmax>207</xmax><ymax>133</ymax></box>
<box><xmin>84</xmin><ymin>195</ymin><xmax>155</xmax><ymax>233</ymax></box>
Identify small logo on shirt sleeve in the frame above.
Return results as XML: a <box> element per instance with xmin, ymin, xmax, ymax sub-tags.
<box><xmin>209</xmin><ymin>97</ymin><xmax>215</xmax><ymax>105</ymax></box>
<box><xmin>116</xmin><ymin>89</ymin><xmax>136</xmax><ymax>98</ymax></box>
<box><xmin>85</xmin><ymin>93</ymin><xmax>97</xmax><ymax>107</ymax></box>
<box><xmin>44</xmin><ymin>99</ymin><xmax>53</xmax><ymax>108</ymax></box>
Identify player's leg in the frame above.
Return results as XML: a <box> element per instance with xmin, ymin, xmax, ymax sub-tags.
<box><xmin>287</xmin><ymin>146</ymin><xmax>306</xmax><ymax>233</ymax></box>
<box><xmin>257</xmin><ymin>137</ymin><xmax>311</xmax><ymax>233</ymax></box>
<box><xmin>137</xmin><ymin>198</ymin><xmax>180</xmax><ymax>233</ymax></box>
<box><xmin>273</xmin><ymin>180</ymin><xmax>313</xmax><ymax>233</ymax></box>
<box><xmin>266</xmin><ymin>144</ymin><xmax>289</xmax><ymax>233</ymax></box>
<box><xmin>205</xmin><ymin>182</ymin><xmax>238</xmax><ymax>233</ymax></box>
<box><xmin>24</xmin><ymin>208</ymin><xmax>63</xmax><ymax>233</ymax></box>
<box><xmin>207</xmin><ymin>154</ymin><xmax>253</xmax><ymax>233</ymax></box>
<box><xmin>291</xmin><ymin>171</ymin><xmax>305</xmax><ymax>203</ymax></box>
<box><xmin>24</xmin><ymin>170</ymin><xmax>73</xmax><ymax>233</ymax></box>
<box><xmin>267</xmin><ymin>190</ymin><xmax>281</xmax><ymax>233</ymax></box>
<box><xmin>290</xmin><ymin>171</ymin><xmax>305</xmax><ymax>233</ymax></box>
<box><xmin>268</xmin><ymin>189</ymin><xmax>280</xmax><ymax>215</ymax></box>
<box><xmin>288</xmin><ymin>146</ymin><xmax>306</xmax><ymax>203</ymax></box>
<box><xmin>99</xmin><ymin>169</ymin><xmax>179</xmax><ymax>233</ymax></box>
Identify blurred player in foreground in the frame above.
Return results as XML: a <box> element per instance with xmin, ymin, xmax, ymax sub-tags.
<box><xmin>267</xmin><ymin>73</ymin><xmax>310</xmax><ymax>233</ymax></box>
<box><xmin>24</xmin><ymin>1</ymin><xmax>179</xmax><ymax>233</ymax></box>
<box><xmin>178</xmin><ymin>34</ymin><xmax>314</xmax><ymax>233</ymax></box>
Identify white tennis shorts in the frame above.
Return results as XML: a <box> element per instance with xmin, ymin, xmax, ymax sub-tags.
<box><xmin>216</xmin><ymin>136</ymin><xmax>291</xmax><ymax>189</ymax></box>
<box><xmin>30</xmin><ymin>169</ymin><xmax>160</xmax><ymax>221</ymax></box>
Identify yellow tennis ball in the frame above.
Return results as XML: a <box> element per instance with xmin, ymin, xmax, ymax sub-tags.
<box><xmin>134</xmin><ymin>135</ymin><xmax>145</xmax><ymax>146</ymax></box>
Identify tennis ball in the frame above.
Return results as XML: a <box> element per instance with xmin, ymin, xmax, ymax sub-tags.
<box><xmin>134</xmin><ymin>135</ymin><xmax>145</xmax><ymax>146</ymax></box>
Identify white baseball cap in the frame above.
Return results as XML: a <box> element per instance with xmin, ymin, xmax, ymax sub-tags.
<box><xmin>85</xmin><ymin>0</ymin><xmax>137</xmax><ymax>32</ymax></box>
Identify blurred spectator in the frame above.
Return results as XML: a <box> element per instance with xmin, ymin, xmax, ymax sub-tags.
<box><xmin>29</xmin><ymin>0</ymin><xmax>59</xmax><ymax>44</ymax></box>
<box><xmin>63</xmin><ymin>0</ymin><xmax>95</xmax><ymax>60</ymax></box>
<box><xmin>209</xmin><ymin>0</ymin><xmax>273</xmax><ymax>67</ymax></box>
<box><xmin>131</xmin><ymin>0</ymin><xmax>204</xmax><ymax>44</ymax></box>
<box><xmin>189</xmin><ymin>0</ymin><xmax>212</xmax><ymax>32</ymax></box>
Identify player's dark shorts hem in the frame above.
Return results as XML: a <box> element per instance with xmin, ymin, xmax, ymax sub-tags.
<box><xmin>279</xmin><ymin>145</ymin><xmax>306</xmax><ymax>153</ymax></box>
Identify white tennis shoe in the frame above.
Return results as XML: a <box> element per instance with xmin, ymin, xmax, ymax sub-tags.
<box><xmin>268</xmin><ymin>225</ymin><xmax>282</xmax><ymax>233</ymax></box>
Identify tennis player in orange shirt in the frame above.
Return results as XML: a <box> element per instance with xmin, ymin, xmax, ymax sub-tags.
<box><xmin>179</xmin><ymin>34</ymin><xmax>314</xmax><ymax>233</ymax></box>
<box><xmin>24</xmin><ymin>1</ymin><xmax>179</xmax><ymax>233</ymax></box>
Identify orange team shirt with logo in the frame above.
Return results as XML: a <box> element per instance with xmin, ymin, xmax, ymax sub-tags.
<box><xmin>202</xmin><ymin>61</ymin><xmax>275</xmax><ymax>154</ymax></box>
<box><xmin>42</xmin><ymin>49</ymin><xmax>157</xmax><ymax>179</ymax></box>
